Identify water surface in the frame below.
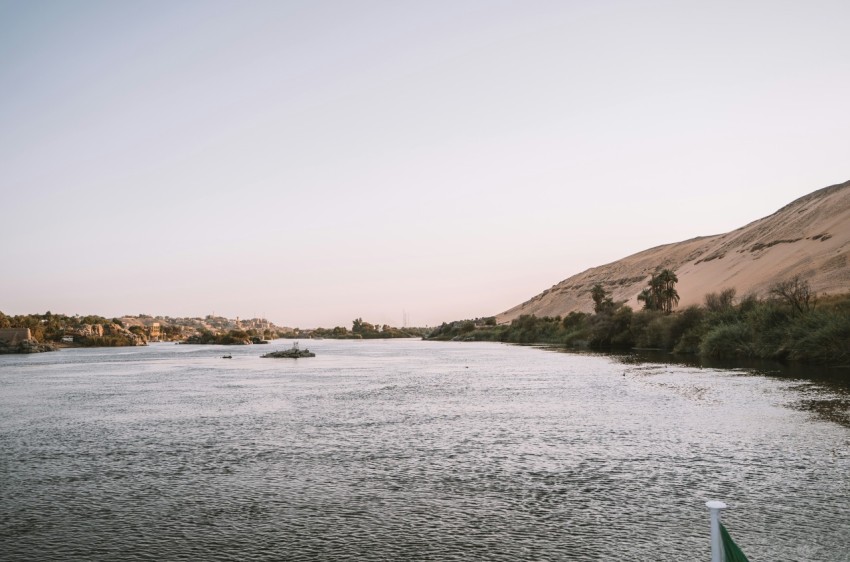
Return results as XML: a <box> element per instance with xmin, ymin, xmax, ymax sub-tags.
<box><xmin>1</xmin><ymin>340</ymin><xmax>848</xmax><ymax>561</ymax></box>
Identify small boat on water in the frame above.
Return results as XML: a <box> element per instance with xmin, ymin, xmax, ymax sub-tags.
<box><xmin>261</xmin><ymin>342</ymin><xmax>315</xmax><ymax>358</ymax></box>
<box><xmin>222</xmin><ymin>354</ymin><xmax>232</xmax><ymax>359</ymax></box>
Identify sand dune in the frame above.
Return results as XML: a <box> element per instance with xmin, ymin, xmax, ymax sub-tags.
<box><xmin>497</xmin><ymin>180</ymin><xmax>850</xmax><ymax>323</ymax></box>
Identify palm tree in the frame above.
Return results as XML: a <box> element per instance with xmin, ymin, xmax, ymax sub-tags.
<box><xmin>639</xmin><ymin>269</ymin><xmax>679</xmax><ymax>313</ymax></box>
<box><xmin>657</xmin><ymin>269</ymin><xmax>679</xmax><ymax>313</ymax></box>
<box><xmin>637</xmin><ymin>288</ymin><xmax>656</xmax><ymax>310</ymax></box>
<box><xmin>650</xmin><ymin>274</ymin><xmax>665</xmax><ymax>311</ymax></box>
<box><xmin>662</xmin><ymin>283</ymin><xmax>680</xmax><ymax>313</ymax></box>
<box><xmin>590</xmin><ymin>283</ymin><xmax>614</xmax><ymax>313</ymax></box>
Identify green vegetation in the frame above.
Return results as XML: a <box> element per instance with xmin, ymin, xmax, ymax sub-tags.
<box><xmin>428</xmin><ymin>276</ymin><xmax>850</xmax><ymax>367</ymax></box>
<box><xmin>285</xmin><ymin>318</ymin><xmax>429</xmax><ymax>339</ymax></box>
<box><xmin>184</xmin><ymin>329</ymin><xmax>253</xmax><ymax>345</ymax></box>
<box><xmin>0</xmin><ymin>311</ymin><xmax>425</xmax><ymax>347</ymax></box>
<box><xmin>637</xmin><ymin>269</ymin><xmax>680</xmax><ymax>313</ymax></box>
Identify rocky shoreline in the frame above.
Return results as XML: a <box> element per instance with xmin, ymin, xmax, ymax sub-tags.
<box><xmin>261</xmin><ymin>343</ymin><xmax>315</xmax><ymax>358</ymax></box>
<box><xmin>0</xmin><ymin>339</ymin><xmax>57</xmax><ymax>354</ymax></box>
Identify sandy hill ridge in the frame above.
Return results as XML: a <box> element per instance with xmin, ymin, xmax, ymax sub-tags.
<box><xmin>497</xmin><ymin>179</ymin><xmax>850</xmax><ymax>323</ymax></box>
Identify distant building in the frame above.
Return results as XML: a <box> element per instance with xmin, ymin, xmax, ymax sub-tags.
<box><xmin>246</xmin><ymin>318</ymin><xmax>271</xmax><ymax>330</ymax></box>
<box><xmin>148</xmin><ymin>322</ymin><xmax>161</xmax><ymax>341</ymax></box>
<box><xmin>0</xmin><ymin>328</ymin><xmax>32</xmax><ymax>345</ymax></box>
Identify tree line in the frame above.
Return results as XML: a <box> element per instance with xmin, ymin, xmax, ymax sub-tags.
<box><xmin>283</xmin><ymin>318</ymin><xmax>429</xmax><ymax>340</ymax></box>
<box><xmin>427</xmin><ymin>271</ymin><xmax>850</xmax><ymax>366</ymax></box>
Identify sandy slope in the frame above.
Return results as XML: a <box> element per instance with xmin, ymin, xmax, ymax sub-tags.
<box><xmin>497</xmin><ymin>179</ymin><xmax>850</xmax><ymax>323</ymax></box>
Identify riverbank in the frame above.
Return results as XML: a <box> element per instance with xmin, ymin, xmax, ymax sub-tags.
<box><xmin>0</xmin><ymin>340</ymin><xmax>57</xmax><ymax>354</ymax></box>
<box><xmin>428</xmin><ymin>291</ymin><xmax>850</xmax><ymax>368</ymax></box>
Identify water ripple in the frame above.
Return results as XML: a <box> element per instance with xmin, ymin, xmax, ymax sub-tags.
<box><xmin>0</xmin><ymin>341</ymin><xmax>848</xmax><ymax>561</ymax></box>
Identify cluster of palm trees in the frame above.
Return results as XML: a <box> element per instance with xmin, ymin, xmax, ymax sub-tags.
<box><xmin>590</xmin><ymin>283</ymin><xmax>615</xmax><ymax>313</ymax></box>
<box><xmin>637</xmin><ymin>269</ymin><xmax>680</xmax><ymax>313</ymax></box>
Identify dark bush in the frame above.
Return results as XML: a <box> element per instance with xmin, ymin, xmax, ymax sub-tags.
<box><xmin>699</xmin><ymin>322</ymin><xmax>753</xmax><ymax>358</ymax></box>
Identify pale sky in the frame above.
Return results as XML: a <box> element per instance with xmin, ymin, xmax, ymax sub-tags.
<box><xmin>2</xmin><ymin>0</ymin><xmax>848</xmax><ymax>328</ymax></box>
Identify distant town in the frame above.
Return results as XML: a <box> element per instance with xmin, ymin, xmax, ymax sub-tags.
<box><xmin>0</xmin><ymin>312</ymin><xmax>429</xmax><ymax>353</ymax></box>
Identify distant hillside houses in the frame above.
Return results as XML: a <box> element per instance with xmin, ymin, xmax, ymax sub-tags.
<box><xmin>117</xmin><ymin>315</ymin><xmax>287</xmax><ymax>340</ymax></box>
<box><xmin>0</xmin><ymin>311</ymin><xmax>288</xmax><ymax>347</ymax></box>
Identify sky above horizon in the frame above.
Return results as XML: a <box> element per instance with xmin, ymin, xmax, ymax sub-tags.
<box><xmin>2</xmin><ymin>0</ymin><xmax>849</xmax><ymax>328</ymax></box>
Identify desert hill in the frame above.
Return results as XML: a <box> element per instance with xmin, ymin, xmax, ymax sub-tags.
<box><xmin>497</xmin><ymin>179</ymin><xmax>850</xmax><ymax>323</ymax></box>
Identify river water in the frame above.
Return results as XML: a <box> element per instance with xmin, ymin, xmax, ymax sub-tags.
<box><xmin>1</xmin><ymin>340</ymin><xmax>848</xmax><ymax>561</ymax></box>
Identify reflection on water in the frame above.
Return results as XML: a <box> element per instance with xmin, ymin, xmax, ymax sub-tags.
<box><xmin>0</xmin><ymin>340</ymin><xmax>848</xmax><ymax>561</ymax></box>
<box><xmin>612</xmin><ymin>349</ymin><xmax>850</xmax><ymax>429</ymax></box>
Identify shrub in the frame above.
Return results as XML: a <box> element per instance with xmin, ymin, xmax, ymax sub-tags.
<box><xmin>769</xmin><ymin>276</ymin><xmax>817</xmax><ymax>314</ymax></box>
<box><xmin>704</xmin><ymin>288</ymin><xmax>736</xmax><ymax>312</ymax></box>
<box><xmin>785</xmin><ymin>310</ymin><xmax>850</xmax><ymax>364</ymax></box>
<box><xmin>699</xmin><ymin>322</ymin><xmax>753</xmax><ymax>358</ymax></box>
<box><xmin>563</xmin><ymin>311</ymin><xmax>589</xmax><ymax>330</ymax></box>
<box><xmin>588</xmin><ymin>306</ymin><xmax>633</xmax><ymax>348</ymax></box>
<box><xmin>744</xmin><ymin>301</ymin><xmax>792</xmax><ymax>360</ymax></box>
<box><xmin>631</xmin><ymin>310</ymin><xmax>665</xmax><ymax>348</ymax></box>
<box><xmin>642</xmin><ymin>316</ymin><xmax>670</xmax><ymax>349</ymax></box>
<box><xmin>668</xmin><ymin>305</ymin><xmax>705</xmax><ymax>347</ymax></box>
<box><xmin>672</xmin><ymin>329</ymin><xmax>702</xmax><ymax>354</ymax></box>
